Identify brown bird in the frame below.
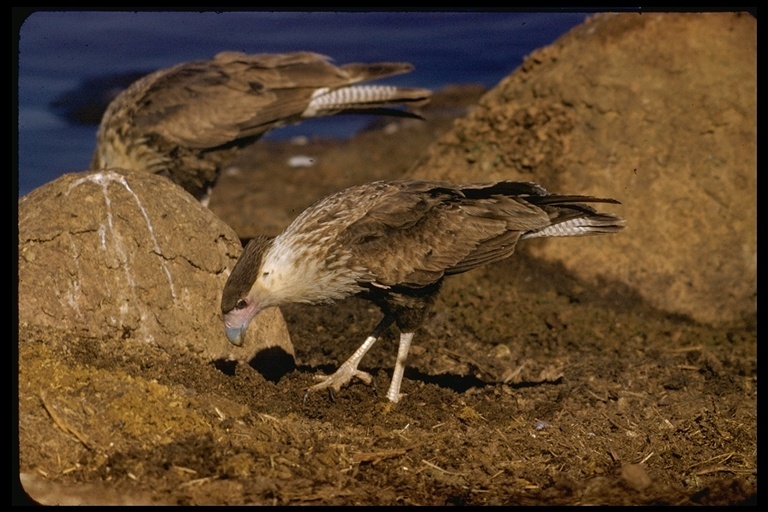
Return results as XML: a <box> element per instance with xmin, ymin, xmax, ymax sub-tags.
<box><xmin>90</xmin><ymin>51</ymin><xmax>432</xmax><ymax>205</ymax></box>
<box><xmin>221</xmin><ymin>179</ymin><xmax>625</xmax><ymax>403</ymax></box>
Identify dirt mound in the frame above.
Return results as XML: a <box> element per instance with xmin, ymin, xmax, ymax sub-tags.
<box><xmin>411</xmin><ymin>12</ymin><xmax>756</xmax><ymax>326</ymax></box>
<box><xmin>18</xmin><ymin>167</ymin><xmax>292</xmax><ymax>362</ymax></box>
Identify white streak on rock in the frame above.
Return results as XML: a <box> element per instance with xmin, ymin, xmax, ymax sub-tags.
<box><xmin>69</xmin><ymin>171</ymin><xmax>177</xmax><ymax>301</ymax></box>
<box><xmin>119</xmin><ymin>177</ymin><xmax>177</xmax><ymax>300</ymax></box>
<box><xmin>65</xmin><ymin>233</ymin><xmax>83</xmax><ymax>318</ymax></box>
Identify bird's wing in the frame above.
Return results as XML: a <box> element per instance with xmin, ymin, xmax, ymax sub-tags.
<box><xmin>125</xmin><ymin>52</ymin><xmax>425</xmax><ymax>149</ymax></box>
<box><xmin>338</xmin><ymin>181</ymin><xmax>554</xmax><ymax>287</ymax></box>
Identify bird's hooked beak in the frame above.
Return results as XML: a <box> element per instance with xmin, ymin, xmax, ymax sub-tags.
<box><xmin>222</xmin><ymin>302</ymin><xmax>260</xmax><ymax>346</ymax></box>
<box><xmin>225</xmin><ymin>325</ymin><xmax>248</xmax><ymax>346</ymax></box>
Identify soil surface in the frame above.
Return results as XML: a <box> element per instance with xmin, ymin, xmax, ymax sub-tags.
<box><xmin>16</xmin><ymin>13</ymin><xmax>756</xmax><ymax>506</ymax></box>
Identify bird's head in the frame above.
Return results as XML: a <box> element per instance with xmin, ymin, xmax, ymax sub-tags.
<box><xmin>221</xmin><ymin>235</ymin><xmax>274</xmax><ymax>346</ymax></box>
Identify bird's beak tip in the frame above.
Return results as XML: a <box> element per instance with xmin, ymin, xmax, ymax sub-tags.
<box><xmin>225</xmin><ymin>327</ymin><xmax>245</xmax><ymax>346</ymax></box>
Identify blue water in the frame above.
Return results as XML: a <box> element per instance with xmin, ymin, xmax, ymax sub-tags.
<box><xmin>16</xmin><ymin>11</ymin><xmax>590</xmax><ymax>197</ymax></box>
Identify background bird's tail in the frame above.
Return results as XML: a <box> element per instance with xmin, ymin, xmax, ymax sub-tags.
<box><xmin>302</xmin><ymin>85</ymin><xmax>432</xmax><ymax>117</ymax></box>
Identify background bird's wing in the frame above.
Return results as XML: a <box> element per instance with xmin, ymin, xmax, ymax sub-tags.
<box><xmin>126</xmin><ymin>52</ymin><xmax>421</xmax><ymax>149</ymax></box>
<box><xmin>339</xmin><ymin>181</ymin><xmax>553</xmax><ymax>287</ymax></box>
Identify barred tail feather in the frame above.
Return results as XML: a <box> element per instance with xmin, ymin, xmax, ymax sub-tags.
<box><xmin>522</xmin><ymin>213</ymin><xmax>625</xmax><ymax>239</ymax></box>
<box><xmin>303</xmin><ymin>85</ymin><xmax>431</xmax><ymax>117</ymax></box>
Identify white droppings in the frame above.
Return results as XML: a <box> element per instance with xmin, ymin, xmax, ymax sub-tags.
<box><xmin>383</xmin><ymin>122</ymin><xmax>400</xmax><ymax>135</ymax></box>
<box><xmin>121</xmin><ymin>178</ymin><xmax>177</xmax><ymax>300</ymax></box>
<box><xmin>98</xmin><ymin>224</ymin><xmax>107</xmax><ymax>250</ymax></box>
<box><xmin>68</xmin><ymin>171</ymin><xmax>177</xmax><ymax>301</ymax></box>
<box><xmin>70</xmin><ymin>172</ymin><xmax>136</xmax><ymax>292</ymax></box>
<box><xmin>64</xmin><ymin>234</ymin><xmax>83</xmax><ymax>318</ymax></box>
<box><xmin>223</xmin><ymin>165</ymin><xmax>241</xmax><ymax>177</ymax></box>
<box><xmin>287</xmin><ymin>155</ymin><xmax>316</xmax><ymax>168</ymax></box>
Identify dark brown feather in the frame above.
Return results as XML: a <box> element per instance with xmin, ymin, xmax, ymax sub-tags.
<box><xmin>221</xmin><ymin>235</ymin><xmax>272</xmax><ymax>315</ymax></box>
<box><xmin>336</xmin><ymin>181</ymin><xmax>589</xmax><ymax>287</ymax></box>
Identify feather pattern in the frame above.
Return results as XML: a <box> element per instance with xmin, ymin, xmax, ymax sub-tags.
<box><xmin>90</xmin><ymin>51</ymin><xmax>431</xmax><ymax>204</ymax></box>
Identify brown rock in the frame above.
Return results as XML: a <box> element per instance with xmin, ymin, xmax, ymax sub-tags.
<box><xmin>18</xmin><ymin>167</ymin><xmax>293</xmax><ymax>362</ymax></box>
<box><xmin>410</xmin><ymin>13</ymin><xmax>756</xmax><ymax>326</ymax></box>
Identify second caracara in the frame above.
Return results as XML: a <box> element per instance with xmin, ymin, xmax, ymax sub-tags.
<box><xmin>90</xmin><ymin>51</ymin><xmax>431</xmax><ymax>205</ymax></box>
<box><xmin>221</xmin><ymin>179</ymin><xmax>625</xmax><ymax>403</ymax></box>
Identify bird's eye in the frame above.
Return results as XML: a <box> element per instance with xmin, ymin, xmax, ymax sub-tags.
<box><xmin>235</xmin><ymin>299</ymin><xmax>248</xmax><ymax>310</ymax></box>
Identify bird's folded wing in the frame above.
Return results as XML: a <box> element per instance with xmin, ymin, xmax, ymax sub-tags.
<box><xmin>341</xmin><ymin>183</ymin><xmax>551</xmax><ymax>287</ymax></box>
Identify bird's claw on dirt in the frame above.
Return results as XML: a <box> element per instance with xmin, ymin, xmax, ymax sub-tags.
<box><xmin>303</xmin><ymin>367</ymin><xmax>375</xmax><ymax>402</ymax></box>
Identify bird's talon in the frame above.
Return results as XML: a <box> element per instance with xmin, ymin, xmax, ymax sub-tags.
<box><xmin>304</xmin><ymin>367</ymin><xmax>375</xmax><ymax>402</ymax></box>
